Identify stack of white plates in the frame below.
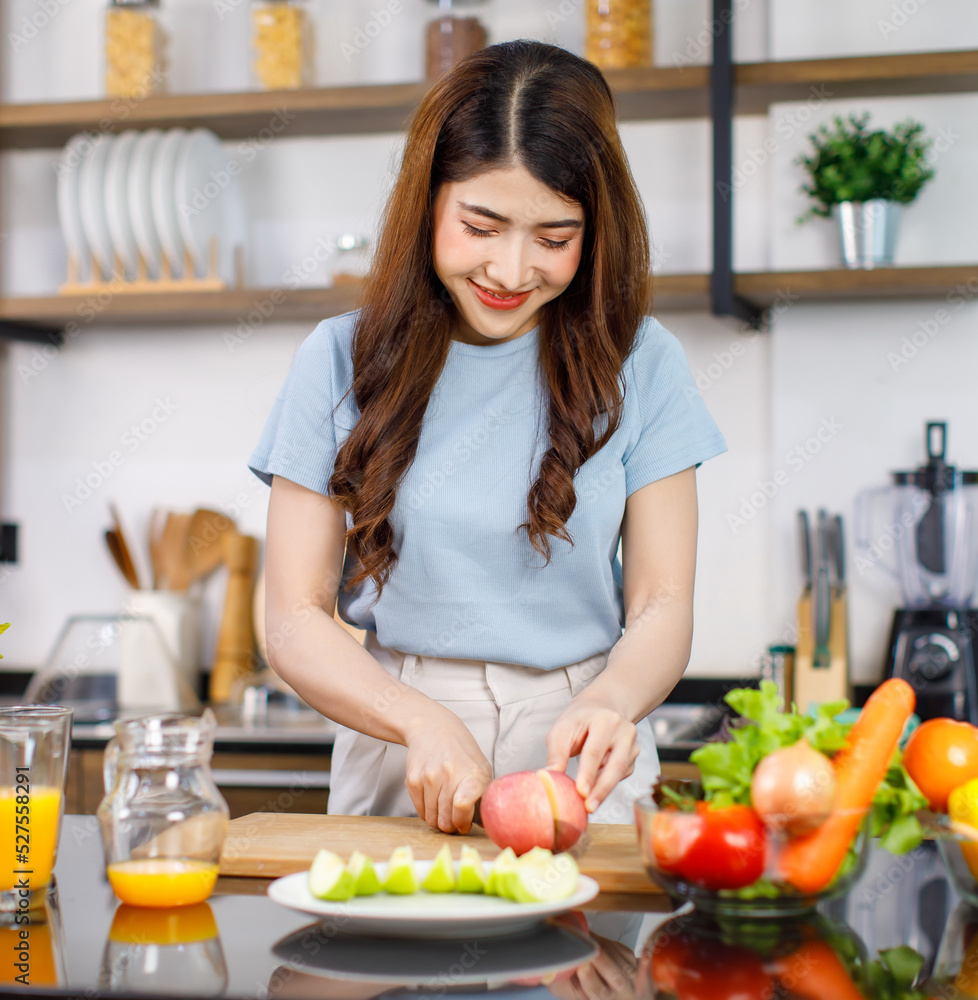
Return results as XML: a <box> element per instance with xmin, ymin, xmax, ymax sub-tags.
<box><xmin>56</xmin><ymin>128</ymin><xmax>246</xmax><ymax>285</ymax></box>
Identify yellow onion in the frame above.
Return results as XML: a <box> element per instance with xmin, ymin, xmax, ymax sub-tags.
<box><xmin>750</xmin><ymin>738</ymin><xmax>836</xmax><ymax>836</ymax></box>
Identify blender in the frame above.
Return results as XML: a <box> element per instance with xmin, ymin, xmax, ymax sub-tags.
<box><xmin>855</xmin><ymin>422</ymin><xmax>978</xmax><ymax>722</ymax></box>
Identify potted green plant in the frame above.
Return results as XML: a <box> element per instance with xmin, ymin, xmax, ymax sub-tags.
<box><xmin>796</xmin><ymin>113</ymin><xmax>934</xmax><ymax>269</ymax></box>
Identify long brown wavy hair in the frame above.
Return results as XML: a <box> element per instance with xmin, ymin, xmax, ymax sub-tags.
<box><xmin>330</xmin><ymin>40</ymin><xmax>652</xmax><ymax>595</ymax></box>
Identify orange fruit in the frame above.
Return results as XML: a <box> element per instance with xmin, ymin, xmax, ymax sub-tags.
<box><xmin>903</xmin><ymin>718</ymin><xmax>978</xmax><ymax>812</ymax></box>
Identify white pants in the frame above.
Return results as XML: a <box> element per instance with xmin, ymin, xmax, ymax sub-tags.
<box><xmin>327</xmin><ymin>632</ymin><xmax>660</xmax><ymax>826</ymax></box>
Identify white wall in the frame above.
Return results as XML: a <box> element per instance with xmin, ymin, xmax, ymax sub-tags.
<box><xmin>0</xmin><ymin>1</ymin><xmax>974</xmax><ymax>687</ymax></box>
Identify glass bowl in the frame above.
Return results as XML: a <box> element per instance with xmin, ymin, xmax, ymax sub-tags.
<box><xmin>938</xmin><ymin>836</ymin><xmax>978</xmax><ymax>908</ymax></box>
<box><xmin>634</xmin><ymin>794</ymin><xmax>872</xmax><ymax>917</ymax></box>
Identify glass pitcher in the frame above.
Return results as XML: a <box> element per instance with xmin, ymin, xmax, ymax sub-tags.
<box><xmin>96</xmin><ymin>710</ymin><xmax>229</xmax><ymax>908</ymax></box>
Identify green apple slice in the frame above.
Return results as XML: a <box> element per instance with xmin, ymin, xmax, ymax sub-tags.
<box><xmin>485</xmin><ymin>847</ymin><xmax>518</xmax><ymax>898</ymax></box>
<box><xmin>347</xmin><ymin>850</ymin><xmax>382</xmax><ymax>896</ymax></box>
<box><xmin>383</xmin><ymin>846</ymin><xmax>420</xmax><ymax>895</ymax></box>
<box><xmin>421</xmin><ymin>845</ymin><xmax>458</xmax><ymax>893</ymax></box>
<box><xmin>458</xmin><ymin>845</ymin><xmax>487</xmax><ymax>893</ymax></box>
<box><xmin>308</xmin><ymin>848</ymin><xmax>355</xmax><ymax>901</ymax></box>
<box><xmin>510</xmin><ymin>851</ymin><xmax>580</xmax><ymax>904</ymax></box>
<box><xmin>520</xmin><ymin>846</ymin><xmax>554</xmax><ymax>866</ymax></box>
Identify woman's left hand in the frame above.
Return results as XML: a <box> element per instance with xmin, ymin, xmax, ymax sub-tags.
<box><xmin>544</xmin><ymin>693</ymin><xmax>638</xmax><ymax>813</ymax></box>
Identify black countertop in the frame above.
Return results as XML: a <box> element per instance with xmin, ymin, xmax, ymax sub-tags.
<box><xmin>4</xmin><ymin>815</ymin><xmax>975</xmax><ymax>998</ymax></box>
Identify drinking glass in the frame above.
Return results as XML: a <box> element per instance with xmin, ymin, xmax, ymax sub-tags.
<box><xmin>0</xmin><ymin>707</ymin><xmax>72</xmax><ymax>917</ymax></box>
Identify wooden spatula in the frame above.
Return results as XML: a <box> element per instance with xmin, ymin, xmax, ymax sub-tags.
<box><xmin>184</xmin><ymin>508</ymin><xmax>234</xmax><ymax>587</ymax></box>
<box><xmin>158</xmin><ymin>512</ymin><xmax>193</xmax><ymax>591</ymax></box>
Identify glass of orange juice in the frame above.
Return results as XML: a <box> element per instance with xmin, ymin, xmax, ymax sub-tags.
<box><xmin>0</xmin><ymin>706</ymin><xmax>72</xmax><ymax>918</ymax></box>
<box><xmin>97</xmin><ymin>710</ymin><xmax>229</xmax><ymax>908</ymax></box>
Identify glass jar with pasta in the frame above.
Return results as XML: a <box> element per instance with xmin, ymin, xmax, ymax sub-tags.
<box><xmin>104</xmin><ymin>0</ymin><xmax>167</xmax><ymax>99</ymax></box>
<box><xmin>252</xmin><ymin>0</ymin><xmax>314</xmax><ymax>90</ymax></box>
<box><xmin>585</xmin><ymin>0</ymin><xmax>653</xmax><ymax>70</ymax></box>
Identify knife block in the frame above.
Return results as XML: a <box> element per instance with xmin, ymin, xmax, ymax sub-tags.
<box><xmin>793</xmin><ymin>587</ymin><xmax>850</xmax><ymax>714</ymax></box>
<box><xmin>209</xmin><ymin>531</ymin><xmax>259</xmax><ymax>703</ymax></box>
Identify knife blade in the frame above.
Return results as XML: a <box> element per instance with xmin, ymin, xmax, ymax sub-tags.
<box><xmin>830</xmin><ymin>513</ymin><xmax>846</xmax><ymax>590</ymax></box>
<box><xmin>813</xmin><ymin>509</ymin><xmax>832</xmax><ymax>669</ymax></box>
<box><xmin>798</xmin><ymin>510</ymin><xmax>812</xmax><ymax>590</ymax></box>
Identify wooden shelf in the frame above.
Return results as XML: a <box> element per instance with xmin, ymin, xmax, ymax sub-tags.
<box><xmin>2</xmin><ymin>267</ymin><xmax>974</xmax><ymax>329</ymax></box>
<box><xmin>0</xmin><ymin>276</ymin><xmax>710</xmax><ymax>325</ymax></box>
<box><xmin>0</xmin><ymin>285</ymin><xmax>364</xmax><ymax>327</ymax></box>
<box><xmin>0</xmin><ymin>66</ymin><xmax>708</xmax><ymax>150</ymax></box>
<box><xmin>0</xmin><ymin>50</ymin><xmax>974</xmax><ymax>148</ymax></box>
<box><xmin>735</xmin><ymin>49</ymin><xmax>978</xmax><ymax>114</ymax></box>
<box><xmin>734</xmin><ymin>265</ymin><xmax>978</xmax><ymax>308</ymax></box>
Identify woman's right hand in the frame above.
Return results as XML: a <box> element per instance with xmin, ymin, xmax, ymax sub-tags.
<box><xmin>404</xmin><ymin>712</ymin><xmax>493</xmax><ymax>835</ymax></box>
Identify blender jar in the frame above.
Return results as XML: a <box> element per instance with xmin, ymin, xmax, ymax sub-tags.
<box><xmin>854</xmin><ymin>422</ymin><xmax>978</xmax><ymax>607</ymax></box>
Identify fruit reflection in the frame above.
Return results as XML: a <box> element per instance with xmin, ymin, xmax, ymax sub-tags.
<box><xmin>637</xmin><ymin>910</ymin><xmax>871</xmax><ymax>1000</ymax></box>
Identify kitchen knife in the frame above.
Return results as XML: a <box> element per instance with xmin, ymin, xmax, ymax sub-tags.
<box><xmin>798</xmin><ymin>510</ymin><xmax>812</xmax><ymax>590</ymax></box>
<box><xmin>830</xmin><ymin>513</ymin><xmax>846</xmax><ymax>589</ymax></box>
<box><xmin>813</xmin><ymin>509</ymin><xmax>832</xmax><ymax>669</ymax></box>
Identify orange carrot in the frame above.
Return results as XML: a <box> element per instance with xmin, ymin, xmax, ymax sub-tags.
<box><xmin>777</xmin><ymin>677</ymin><xmax>915</xmax><ymax>894</ymax></box>
<box><xmin>772</xmin><ymin>940</ymin><xmax>867</xmax><ymax>1000</ymax></box>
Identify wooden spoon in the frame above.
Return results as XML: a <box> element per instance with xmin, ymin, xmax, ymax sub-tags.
<box><xmin>148</xmin><ymin>507</ymin><xmax>167</xmax><ymax>590</ymax></box>
<box><xmin>104</xmin><ymin>529</ymin><xmax>139</xmax><ymax>589</ymax></box>
<box><xmin>107</xmin><ymin>502</ymin><xmax>141</xmax><ymax>589</ymax></box>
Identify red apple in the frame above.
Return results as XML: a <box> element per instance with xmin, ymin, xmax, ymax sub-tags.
<box><xmin>480</xmin><ymin>770</ymin><xmax>556</xmax><ymax>855</ymax></box>
<box><xmin>538</xmin><ymin>769</ymin><xmax>588</xmax><ymax>851</ymax></box>
<box><xmin>479</xmin><ymin>768</ymin><xmax>588</xmax><ymax>855</ymax></box>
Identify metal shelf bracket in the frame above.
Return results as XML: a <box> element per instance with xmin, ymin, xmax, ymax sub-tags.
<box><xmin>0</xmin><ymin>320</ymin><xmax>64</xmax><ymax>346</ymax></box>
<box><xmin>712</xmin><ymin>0</ymin><xmax>764</xmax><ymax>330</ymax></box>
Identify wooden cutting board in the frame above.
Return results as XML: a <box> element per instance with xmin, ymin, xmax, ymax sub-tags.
<box><xmin>219</xmin><ymin>813</ymin><xmax>661</xmax><ymax>895</ymax></box>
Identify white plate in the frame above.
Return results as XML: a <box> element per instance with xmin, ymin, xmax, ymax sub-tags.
<box><xmin>175</xmin><ymin>128</ymin><xmax>244</xmax><ymax>281</ymax></box>
<box><xmin>151</xmin><ymin>128</ymin><xmax>188</xmax><ymax>278</ymax></box>
<box><xmin>271</xmin><ymin>919</ymin><xmax>598</xmax><ymax>985</ymax></box>
<box><xmin>78</xmin><ymin>133</ymin><xmax>116</xmax><ymax>279</ymax></box>
<box><xmin>267</xmin><ymin>861</ymin><xmax>600</xmax><ymax>939</ymax></box>
<box><xmin>56</xmin><ymin>133</ymin><xmax>94</xmax><ymax>282</ymax></box>
<box><xmin>128</xmin><ymin>129</ymin><xmax>164</xmax><ymax>278</ymax></box>
<box><xmin>104</xmin><ymin>130</ymin><xmax>140</xmax><ymax>278</ymax></box>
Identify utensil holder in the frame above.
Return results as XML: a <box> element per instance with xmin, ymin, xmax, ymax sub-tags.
<box><xmin>120</xmin><ymin>592</ymin><xmax>202</xmax><ymax>711</ymax></box>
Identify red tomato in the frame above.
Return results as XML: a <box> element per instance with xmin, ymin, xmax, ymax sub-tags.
<box><xmin>652</xmin><ymin>803</ymin><xmax>766</xmax><ymax>890</ymax></box>
<box><xmin>651</xmin><ymin>808</ymin><xmax>706</xmax><ymax>872</ymax></box>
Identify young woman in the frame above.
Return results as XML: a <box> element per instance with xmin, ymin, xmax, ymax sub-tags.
<box><xmin>250</xmin><ymin>40</ymin><xmax>726</xmax><ymax>835</ymax></box>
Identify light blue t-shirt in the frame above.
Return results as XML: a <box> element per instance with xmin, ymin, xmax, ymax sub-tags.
<box><xmin>249</xmin><ymin>310</ymin><xmax>726</xmax><ymax>669</ymax></box>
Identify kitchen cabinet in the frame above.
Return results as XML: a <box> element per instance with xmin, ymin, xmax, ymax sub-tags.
<box><xmin>65</xmin><ymin>746</ymin><xmax>330</xmax><ymax>818</ymax></box>
<box><xmin>64</xmin><ymin>745</ymin><xmax>694</xmax><ymax>818</ymax></box>
<box><xmin>3</xmin><ymin>47</ymin><xmax>978</xmax><ymax>339</ymax></box>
